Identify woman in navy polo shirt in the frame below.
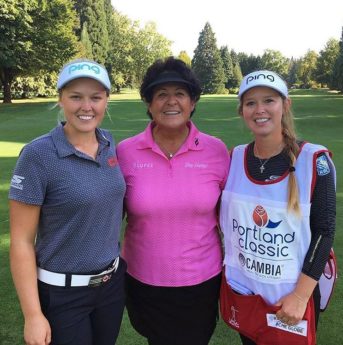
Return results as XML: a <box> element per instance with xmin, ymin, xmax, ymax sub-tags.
<box><xmin>9</xmin><ymin>59</ymin><xmax>126</xmax><ymax>345</ymax></box>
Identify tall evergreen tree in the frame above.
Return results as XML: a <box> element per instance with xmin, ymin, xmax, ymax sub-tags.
<box><xmin>225</xmin><ymin>49</ymin><xmax>242</xmax><ymax>88</ymax></box>
<box><xmin>75</xmin><ymin>0</ymin><xmax>109</xmax><ymax>64</ymax></box>
<box><xmin>80</xmin><ymin>22</ymin><xmax>93</xmax><ymax>59</ymax></box>
<box><xmin>230</xmin><ymin>64</ymin><xmax>243</xmax><ymax>89</ymax></box>
<box><xmin>192</xmin><ymin>22</ymin><xmax>225</xmax><ymax>94</ymax></box>
<box><xmin>220</xmin><ymin>46</ymin><xmax>234</xmax><ymax>91</ymax></box>
<box><xmin>332</xmin><ymin>27</ymin><xmax>343</xmax><ymax>92</ymax></box>
<box><xmin>238</xmin><ymin>53</ymin><xmax>262</xmax><ymax>75</ymax></box>
<box><xmin>102</xmin><ymin>0</ymin><xmax>126</xmax><ymax>91</ymax></box>
<box><xmin>287</xmin><ymin>58</ymin><xmax>299</xmax><ymax>86</ymax></box>
<box><xmin>230</xmin><ymin>49</ymin><xmax>239</xmax><ymax>66</ymax></box>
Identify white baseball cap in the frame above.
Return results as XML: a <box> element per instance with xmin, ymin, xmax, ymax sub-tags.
<box><xmin>57</xmin><ymin>59</ymin><xmax>111</xmax><ymax>91</ymax></box>
<box><xmin>238</xmin><ymin>70</ymin><xmax>288</xmax><ymax>99</ymax></box>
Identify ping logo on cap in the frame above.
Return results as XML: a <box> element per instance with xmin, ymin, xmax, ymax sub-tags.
<box><xmin>57</xmin><ymin>59</ymin><xmax>111</xmax><ymax>91</ymax></box>
<box><xmin>246</xmin><ymin>73</ymin><xmax>275</xmax><ymax>85</ymax></box>
<box><xmin>238</xmin><ymin>70</ymin><xmax>288</xmax><ymax>98</ymax></box>
<box><xmin>68</xmin><ymin>63</ymin><xmax>100</xmax><ymax>75</ymax></box>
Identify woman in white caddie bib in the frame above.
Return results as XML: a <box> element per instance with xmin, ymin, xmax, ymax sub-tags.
<box><xmin>219</xmin><ymin>70</ymin><xmax>336</xmax><ymax>345</ymax></box>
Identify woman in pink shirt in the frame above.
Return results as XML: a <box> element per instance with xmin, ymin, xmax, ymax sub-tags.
<box><xmin>117</xmin><ymin>56</ymin><xmax>230</xmax><ymax>345</ymax></box>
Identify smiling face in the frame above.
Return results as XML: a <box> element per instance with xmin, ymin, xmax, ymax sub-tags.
<box><xmin>59</xmin><ymin>77</ymin><xmax>108</xmax><ymax>136</ymax></box>
<box><xmin>148</xmin><ymin>83</ymin><xmax>195</xmax><ymax>131</ymax></box>
<box><xmin>240</xmin><ymin>86</ymin><xmax>290</xmax><ymax>140</ymax></box>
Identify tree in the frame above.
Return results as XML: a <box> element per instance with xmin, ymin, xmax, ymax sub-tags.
<box><xmin>178</xmin><ymin>51</ymin><xmax>191</xmax><ymax>66</ymax></box>
<box><xmin>12</xmin><ymin>72</ymin><xmax>58</xmax><ymax>98</ymax></box>
<box><xmin>260</xmin><ymin>49</ymin><xmax>289</xmax><ymax>77</ymax></box>
<box><xmin>0</xmin><ymin>0</ymin><xmax>78</xmax><ymax>103</ymax></box>
<box><xmin>220</xmin><ymin>46</ymin><xmax>234</xmax><ymax>91</ymax></box>
<box><xmin>102</xmin><ymin>3</ymin><xmax>172</xmax><ymax>91</ymax></box>
<box><xmin>80</xmin><ymin>22</ymin><xmax>93</xmax><ymax>59</ymax></box>
<box><xmin>192</xmin><ymin>22</ymin><xmax>225</xmax><ymax>94</ymax></box>
<box><xmin>297</xmin><ymin>50</ymin><xmax>318</xmax><ymax>88</ymax></box>
<box><xmin>224</xmin><ymin>49</ymin><xmax>242</xmax><ymax>89</ymax></box>
<box><xmin>106</xmin><ymin>8</ymin><xmax>136</xmax><ymax>91</ymax></box>
<box><xmin>229</xmin><ymin>63</ymin><xmax>243</xmax><ymax>89</ymax></box>
<box><xmin>315</xmin><ymin>38</ymin><xmax>339</xmax><ymax>88</ymax></box>
<box><xmin>131</xmin><ymin>22</ymin><xmax>172</xmax><ymax>85</ymax></box>
<box><xmin>238</xmin><ymin>53</ymin><xmax>262</xmax><ymax>76</ymax></box>
<box><xmin>103</xmin><ymin>1</ymin><xmax>131</xmax><ymax>91</ymax></box>
<box><xmin>230</xmin><ymin>49</ymin><xmax>239</xmax><ymax>66</ymax></box>
<box><xmin>74</xmin><ymin>0</ymin><xmax>109</xmax><ymax>64</ymax></box>
<box><xmin>332</xmin><ymin>27</ymin><xmax>343</xmax><ymax>92</ymax></box>
<box><xmin>287</xmin><ymin>58</ymin><xmax>300</xmax><ymax>86</ymax></box>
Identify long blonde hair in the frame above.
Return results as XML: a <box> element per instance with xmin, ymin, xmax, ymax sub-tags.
<box><xmin>281</xmin><ymin>100</ymin><xmax>301</xmax><ymax>215</ymax></box>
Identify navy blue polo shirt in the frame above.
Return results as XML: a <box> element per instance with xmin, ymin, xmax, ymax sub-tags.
<box><xmin>9</xmin><ymin>123</ymin><xmax>126</xmax><ymax>273</ymax></box>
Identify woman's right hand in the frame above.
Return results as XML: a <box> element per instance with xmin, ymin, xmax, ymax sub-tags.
<box><xmin>24</xmin><ymin>313</ymin><xmax>51</xmax><ymax>345</ymax></box>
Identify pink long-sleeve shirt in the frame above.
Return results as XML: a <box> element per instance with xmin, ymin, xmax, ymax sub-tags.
<box><xmin>117</xmin><ymin>121</ymin><xmax>230</xmax><ymax>286</ymax></box>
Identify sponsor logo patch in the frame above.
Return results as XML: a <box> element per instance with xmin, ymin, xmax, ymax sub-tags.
<box><xmin>133</xmin><ymin>162</ymin><xmax>153</xmax><ymax>168</ymax></box>
<box><xmin>246</xmin><ymin>73</ymin><xmax>275</xmax><ymax>85</ymax></box>
<box><xmin>10</xmin><ymin>175</ymin><xmax>25</xmax><ymax>190</ymax></box>
<box><xmin>69</xmin><ymin>63</ymin><xmax>100</xmax><ymax>75</ymax></box>
<box><xmin>252</xmin><ymin>205</ymin><xmax>282</xmax><ymax>229</ymax></box>
<box><xmin>316</xmin><ymin>155</ymin><xmax>330</xmax><ymax>176</ymax></box>
<box><xmin>107</xmin><ymin>156</ymin><xmax>118</xmax><ymax>167</ymax></box>
<box><xmin>184</xmin><ymin>162</ymin><xmax>208</xmax><ymax>168</ymax></box>
<box><xmin>229</xmin><ymin>305</ymin><xmax>239</xmax><ymax>328</ymax></box>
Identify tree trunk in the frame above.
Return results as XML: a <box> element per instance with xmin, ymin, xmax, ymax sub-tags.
<box><xmin>1</xmin><ymin>68</ymin><xmax>14</xmax><ymax>104</ymax></box>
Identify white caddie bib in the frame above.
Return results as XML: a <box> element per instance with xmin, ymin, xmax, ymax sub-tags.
<box><xmin>220</xmin><ymin>143</ymin><xmax>331</xmax><ymax>304</ymax></box>
<box><xmin>223</xmin><ymin>191</ymin><xmax>309</xmax><ymax>284</ymax></box>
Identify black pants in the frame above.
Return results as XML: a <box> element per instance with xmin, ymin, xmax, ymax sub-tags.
<box><xmin>38</xmin><ymin>258</ymin><xmax>127</xmax><ymax>345</ymax></box>
<box><xmin>239</xmin><ymin>285</ymin><xmax>321</xmax><ymax>345</ymax></box>
<box><xmin>126</xmin><ymin>273</ymin><xmax>221</xmax><ymax>345</ymax></box>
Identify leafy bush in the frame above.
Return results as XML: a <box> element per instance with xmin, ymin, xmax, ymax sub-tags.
<box><xmin>12</xmin><ymin>72</ymin><xmax>58</xmax><ymax>99</ymax></box>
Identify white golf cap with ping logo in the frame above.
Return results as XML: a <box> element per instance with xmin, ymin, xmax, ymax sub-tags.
<box><xmin>238</xmin><ymin>70</ymin><xmax>288</xmax><ymax>99</ymax></box>
<box><xmin>57</xmin><ymin>59</ymin><xmax>111</xmax><ymax>91</ymax></box>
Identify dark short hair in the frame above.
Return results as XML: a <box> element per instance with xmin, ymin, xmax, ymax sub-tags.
<box><xmin>140</xmin><ymin>56</ymin><xmax>202</xmax><ymax>117</ymax></box>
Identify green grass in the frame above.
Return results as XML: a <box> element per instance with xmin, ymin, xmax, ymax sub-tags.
<box><xmin>1</xmin><ymin>88</ymin><xmax>342</xmax><ymax>344</ymax></box>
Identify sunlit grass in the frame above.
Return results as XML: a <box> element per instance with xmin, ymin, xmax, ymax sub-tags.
<box><xmin>0</xmin><ymin>142</ymin><xmax>25</xmax><ymax>157</ymax></box>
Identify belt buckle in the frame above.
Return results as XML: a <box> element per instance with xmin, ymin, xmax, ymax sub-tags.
<box><xmin>88</xmin><ymin>272</ymin><xmax>112</xmax><ymax>287</ymax></box>
<box><xmin>87</xmin><ymin>258</ymin><xmax>119</xmax><ymax>287</ymax></box>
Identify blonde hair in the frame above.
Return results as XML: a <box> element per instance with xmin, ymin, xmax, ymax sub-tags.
<box><xmin>238</xmin><ymin>95</ymin><xmax>301</xmax><ymax>216</ymax></box>
<box><xmin>281</xmin><ymin>100</ymin><xmax>301</xmax><ymax>216</ymax></box>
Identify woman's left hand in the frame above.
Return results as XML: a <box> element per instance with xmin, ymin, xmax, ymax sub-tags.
<box><xmin>275</xmin><ymin>292</ymin><xmax>308</xmax><ymax>325</ymax></box>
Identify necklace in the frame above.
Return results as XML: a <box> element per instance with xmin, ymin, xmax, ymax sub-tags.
<box><xmin>254</xmin><ymin>143</ymin><xmax>283</xmax><ymax>174</ymax></box>
<box><xmin>156</xmin><ymin>141</ymin><xmax>175</xmax><ymax>159</ymax></box>
<box><xmin>153</xmin><ymin>127</ymin><xmax>189</xmax><ymax>160</ymax></box>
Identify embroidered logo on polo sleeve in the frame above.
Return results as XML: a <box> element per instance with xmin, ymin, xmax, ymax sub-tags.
<box><xmin>316</xmin><ymin>155</ymin><xmax>330</xmax><ymax>176</ymax></box>
<box><xmin>107</xmin><ymin>157</ymin><xmax>118</xmax><ymax>167</ymax></box>
<box><xmin>10</xmin><ymin>175</ymin><xmax>25</xmax><ymax>190</ymax></box>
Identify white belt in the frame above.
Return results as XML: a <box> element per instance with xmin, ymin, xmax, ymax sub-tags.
<box><xmin>37</xmin><ymin>256</ymin><xmax>120</xmax><ymax>287</ymax></box>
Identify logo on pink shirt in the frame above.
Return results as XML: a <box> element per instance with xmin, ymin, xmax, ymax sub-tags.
<box><xmin>133</xmin><ymin>162</ymin><xmax>154</xmax><ymax>168</ymax></box>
